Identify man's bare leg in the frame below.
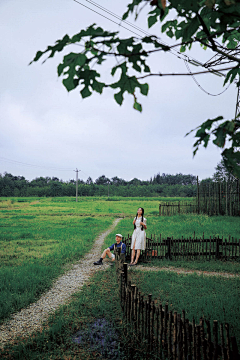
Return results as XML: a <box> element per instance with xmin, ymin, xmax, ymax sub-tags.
<box><xmin>101</xmin><ymin>248</ymin><xmax>115</xmax><ymax>261</ymax></box>
<box><xmin>94</xmin><ymin>248</ymin><xmax>114</xmax><ymax>265</ymax></box>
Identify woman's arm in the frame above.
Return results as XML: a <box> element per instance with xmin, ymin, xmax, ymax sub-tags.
<box><xmin>140</xmin><ymin>218</ymin><xmax>147</xmax><ymax>229</ymax></box>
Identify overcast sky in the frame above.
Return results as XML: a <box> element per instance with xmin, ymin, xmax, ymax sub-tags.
<box><xmin>0</xmin><ymin>0</ymin><xmax>237</xmax><ymax>182</ymax></box>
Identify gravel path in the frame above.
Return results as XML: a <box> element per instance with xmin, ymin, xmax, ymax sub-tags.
<box><xmin>0</xmin><ymin>218</ymin><xmax>121</xmax><ymax>348</ymax></box>
<box><xmin>132</xmin><ymin>265</ymin><xmax>240</xmax><ymax>278</ymax></box>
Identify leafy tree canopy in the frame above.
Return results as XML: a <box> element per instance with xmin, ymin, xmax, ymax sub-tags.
<box><xmin>31</xmin><ymin>0</ymin><xmax>240</xmax><ymax>178</ymax></box>
<box><xmin>213</xmin><ymin>158</ymin><xmax>237</xmax><ymax>182</ymax></box>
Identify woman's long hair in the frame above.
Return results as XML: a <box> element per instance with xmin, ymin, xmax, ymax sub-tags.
<box><xmin>134</xmin><ymin>207</ymin><xmax>144</xmax><ymax>231</ymax></box>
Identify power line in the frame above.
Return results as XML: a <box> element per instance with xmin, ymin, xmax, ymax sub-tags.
<box><xmin>73</xmin><ymin>0</ymin><xmax>233</xmax><ymax>96</ymax></box>
<box><xmin>184</xmin><ymin>60</ymin><xmax>231</xmax><ymax>96</ymax></box>
<box><xmin>73</xmin><ymin>0</ymin><xmax>141</xmax><ymax>37</ymax></box>
<box><xmin>0</xmin><ymin>157</ymin><xmax>73</xmax><ymax>172</ymax></box>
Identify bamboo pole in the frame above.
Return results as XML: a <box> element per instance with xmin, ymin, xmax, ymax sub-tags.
<box><xmin>159</xmin><ymin>304</ymin><xmax>163</xmax><ymax>354</ymax></box>
<box><xmin>151</xmin><ymin>301</ymin><xmax>155</xmax><ymax>352</ymax></box>
<box><xmin>225</xmin><ymin>323</ymin><xmax>230</xmax><ymax>360</ymax></box>
<box><xmin>182</xmin><ymin>310</ymin><xmax>186</xmax><ymax>360</ymax></box>
<box><xmin>163</xmin><ymin>303</ymin><xmax>168</xmax><ymax>352</ymax></box>
<box><xmin>200</xmin><ymin>318</ymin><xmax>207</xmax><ymax>360</ymax></box>
<box><xmin>173</xmin><ymin>312</ymin><xmax>177</xmax><ymax>360</ymax></box>
<box><xmin>156</xmin><ymin>306</ymin><xmax>159</xmax><ymax>354</ymax></box>
<box><xmin>192</xmin><ymin>318</ymin><xmax>196</xmax><ymax>360</ymax></box>
<box><xmin>178</xmin><ymin>313</ymin><xmax>183</xmax><ymax>360</ymax></box>
<box><xmin>196</xmin><ymin>325</ymin><xmax>201</xmax><ymax>360</ymax></box>
<box><xmin>206</xmin><ymin>320</ymin><xmax>212</xmax><ymax>360</ymax></box>
<box><xmin>220</xmin><ymin>323</ymin><xmax>226</xmax><ymax>360</ymax></box>
<box><xmin>168</xmin><ymin>310</ymin><xmax>172</xmax><ymax>359</ymax></box>
<box><xmin>186</xmin><ymin>319</ymin><xmax>191</xmax><ymax>360</ymax></box>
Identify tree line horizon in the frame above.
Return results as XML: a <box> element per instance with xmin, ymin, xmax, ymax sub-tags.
<box><xmin>0</xmin><ymin>165</ymin><xmax>230</xmax><ymax>198</ymax></box>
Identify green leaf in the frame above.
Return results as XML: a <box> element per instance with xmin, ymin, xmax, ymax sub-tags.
<box><xmin>114</xmin><ymin>91</ymin><xmax>124</xmax><ymax>105</ymax></box>
<box><xmin>80</xmin><ymin>86</ymin><xmax>92</xmax><ymax>98</ymax></box>
<box><xmin>224</xmin><ymin>68</ymin><xmax>240</xmax><ymax>85</ymax></box>
<box><xmin>122</xmin><ymin>10</ymin><xmax>129</xmax><ymax>21</ymax></box>
<box><xmin>148</xmin><ymin>15</ymin><xmax>158</xmax><ymax>28</ymax></box>
<box><xmin>140</xmin><ymin>83</ymin><xmax>149</xmax><ymax>96</ymax></box>
<box><xmin>133</xmin><ymin>100</ymin><xmax>142</xmax><ymax>112</ymax></box>
<box><xmin>180</xmin><ymin>45</ymin><xmax>186</xmax><ymax>52</ymax></box>
<box><xmin>91</xmin><ymin>80</ymin><xmax>105</xmax><ymax>94</ymax></box>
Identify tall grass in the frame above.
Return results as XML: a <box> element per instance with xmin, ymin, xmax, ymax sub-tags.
<box><xmin>0</xmin><ymin>198</ymin><xmax>115</xmax><ymax>322</ymax></box>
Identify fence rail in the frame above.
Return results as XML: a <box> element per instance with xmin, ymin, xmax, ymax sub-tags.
<box><xmin>114</xmin><ymin>255</ymin><xmax>240</xmax><ymax>360</ymax></box>
<box><xmin>123</xmin><ymin>234</ymin><xmax>240</xmax><ymax>261</ymax></box>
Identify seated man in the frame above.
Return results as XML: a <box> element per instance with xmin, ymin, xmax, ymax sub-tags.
<box><xmin>94</xmin><ymin>233</ymin><xmax>126</xmax><ymax>265</ymax></box>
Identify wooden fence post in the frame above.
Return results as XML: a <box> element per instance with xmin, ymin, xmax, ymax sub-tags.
<box><xmin>220</xmin><ymin>323</ymin><xmax>226</xmax><ymax>360</ymax></box>
<box><xmin>206</xmin><ymin>319</ymin><xmax>213</xmax><ymax>360</ymax></box>
<box><xmin>162</xmin><ymin>303</ymin><xmax>168</xmax><ymax>352</ymax></box>
<box><xmin>173</xmin><ymin>311</ymin><xmax>177</xmax><ymax>360</ymax></box>
<box><xmin>196</xmin><ymin>325</ymin><xmax>201</xmax><ymax>360</ymax></box>
<box><xmin>225</xmin><ymin>323</ymin><xmax>230</xmax><ymax>360</ymax></box>
<box><xmin>166</xmin><ymin>237</ymin><xmax>172</xmax><ymax>260</ymax></box>
<box><xmin>192</xmin><ymin>318</ymin><xmax>196</xmax><ymax>360</ymax></box>
<box><xmin>231</xmin><ymin>337</ymin><xmax>240</xmax><ymax>360</ymax></box>
<box><xmin>200</xmin><ymin>318</ymin><xmax>207</xmax><ymax>360</ymax></box>
<box><xmin>213</xmin><ymin>320</ymin><xmax>218</xmax><ymax>360</ymax></box>
<box><xmin>148</xmin><ymin>294</ymin><xmax>152</xmax><ymax>350</ymax></box>
<box><xmin>168</xmin><ymin>310</ymin><xmax>172</xmax><ymax>359</ymax></box>
<box><xmin>177</xmin><ymin>313</ymin><xmax>183</xmax><ymax>360</ymax></box>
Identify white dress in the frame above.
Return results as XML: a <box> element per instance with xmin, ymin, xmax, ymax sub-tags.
<box><xmin>131</xmin><ymin>217</ymin><xmax>147</xmax><ymax>250</ymax></box>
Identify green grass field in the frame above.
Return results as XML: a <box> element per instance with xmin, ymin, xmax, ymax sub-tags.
<box><xmin>1</xmin><ymin>196</ymin><xmax>240</xmax><ymax>358</ymax></box>
<box><xmin>0</xmin><ymin>197</ymin><xmax>116</xmax><ymax>322</ymax></box>
<box><xmin>1</xmin><ymin>267</ymin><xmax>239</xmax><ymax>359</ymax></box>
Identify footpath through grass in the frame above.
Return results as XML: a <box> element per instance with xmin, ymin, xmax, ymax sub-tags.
<box><xmin>1</xmin><ymin>196</ymin><xmax>240</xmax><ymax>340</ymax></box>
<box><xmin>0</xmin><ymin>198</ymin><xmax>115</xmax><ymax>323</ymax></box>
<box><xmin>0</xmin><ymin>268</ymin><xmax>124</xmax><ymax>360</ymax></box>
<box><xmin>1</xmin><ymin>265</ymin><xmax>239</xmax><ymax>359</ymax></box>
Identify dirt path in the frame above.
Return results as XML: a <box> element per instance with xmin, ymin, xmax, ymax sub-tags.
<box><xmin>0</xmin><ymin>218</ymin><xmax>122</xmax><ymax>348</ymax></box>
<box><xmin>133</xmin><ymin>265</ymin><xmax>240</xmax><ymax>278</ymax></box>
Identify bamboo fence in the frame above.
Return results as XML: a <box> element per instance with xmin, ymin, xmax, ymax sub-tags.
<box><xmin>123</xmin><ymin>235</ymin><xmax>240</xmax><ymax>261</ymax></box>
<box><xmin>114</xmin><ymin>252</ymin><xmax>240</xmax><ymax>360</ymax></box>
<box><xmin>159</xmin><ymin>201</ymin><xmax>197</xmax><ymax>216</ymax></box>
<box><xmin>197</xmin><ymin>179</ymin><xmax>240</xmax><ymax>216</ymax></box>
<box><xmin>159</xmin><ymin>179</ymin><xmax>240</xmax><ymax>216</ymax></box>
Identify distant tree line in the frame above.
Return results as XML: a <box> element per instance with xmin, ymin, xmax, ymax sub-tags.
<box><xmin>0</xmin><ymin>172</ymin><xmax>198</xmax><ymax>197</ymax></box>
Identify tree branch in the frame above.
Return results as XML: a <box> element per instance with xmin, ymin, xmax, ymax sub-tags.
<box><xmin>136</xmin><ymin>67</ymin><xmax>235</xmax><ymax>79</ymax></box>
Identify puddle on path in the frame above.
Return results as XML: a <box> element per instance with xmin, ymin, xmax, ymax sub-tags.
<box><xmin>72</xmin><ymin>318</ymin><xmax>122</xmax><ymax>359</ymax></box>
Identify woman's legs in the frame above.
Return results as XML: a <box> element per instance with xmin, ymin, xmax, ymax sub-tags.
<box><xmin>131</xmin><ymin>249</ymin><xmax>135</xmax><ymax>264</ymax></box>
<box><xmin>134</xmin><ymin>249</ymin><xmax>141</xmax><ymax>264</ymax></box>
<box><xmin>131</xmin><ymin>240</ymin><xmax>136</xmax><ymax>264</ymax></box>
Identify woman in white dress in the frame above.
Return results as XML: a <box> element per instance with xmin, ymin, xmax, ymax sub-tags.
<box><xmin>130</xmin><ymin>207</ymin><xmax>147</xmax><ymax>266</ymax></box>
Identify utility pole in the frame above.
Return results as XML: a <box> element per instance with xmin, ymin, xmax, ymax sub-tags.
<box><xmin>74</xmin><ymin>168</ymin><xmax>81</xmax><ymax>202</ymax></box>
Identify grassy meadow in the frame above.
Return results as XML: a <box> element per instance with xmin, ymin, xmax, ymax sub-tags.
<box><xmin>1</xmin><ymin>267</ymin><xmax>240</xmax><ymax>359</ymax></box>
<box><xmin>1</xmin><ymin>196</ymin><xmax>240</xmax><ymax>358</ymax></box>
